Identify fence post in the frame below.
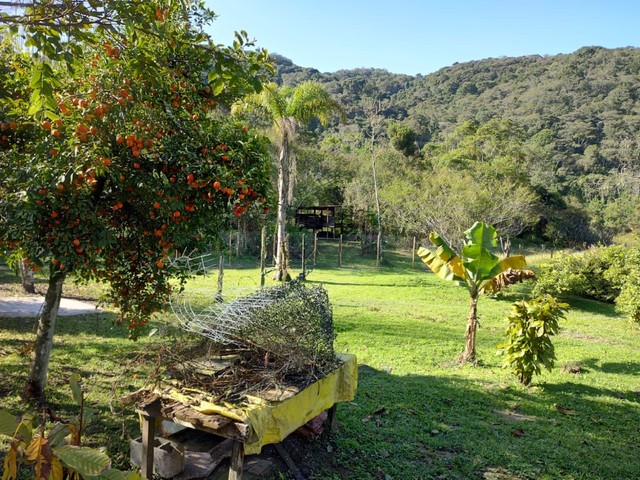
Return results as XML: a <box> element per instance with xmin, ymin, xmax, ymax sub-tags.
<box><xmin>412</xmin><ymin>236</ymin><xmax>416</xmax><ymax>268</ymax></box>
<box><xmin>200</xmin><ymin>255</ymin><xmax>207</xmax><ymax>276</ymax></box>
<box><xmin>301</xmin><ymin>233</ymin><xmax>306</xmax><ymax>280</ymax></box>
<box><xmin>338</xmin><ymin>234</ymin><xmax>343</xmax><ymax>268</ymax></box>
<box><xmin>260</xmin><ymin>226</ymin><xmax>266</xmax><ymax>288</ymax></box>
<box><xmin>313</xmin><ymin>231</ymin><xmax>318</xmax><ymax>266</ymax></box>
<box><xmin>216</xmin><ymin>255</ymin><xmax>224</xmax><ymax>302</ymax></box>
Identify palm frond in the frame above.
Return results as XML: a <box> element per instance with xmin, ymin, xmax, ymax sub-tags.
<box><xmin>232</xmin><ymin>82</ymin><xmax>288</xmax><ymax>129</ymax></box>
<box><xmin>287</xmin><ymin>81</ymin><xmax>345</xmax><ymax>125</ymax></box>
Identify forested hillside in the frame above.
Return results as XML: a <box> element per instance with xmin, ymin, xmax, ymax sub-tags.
<box><xmin>268</xmin><ymin>47</ymin><xmax>640</xmax><ymax>246</ymax></box>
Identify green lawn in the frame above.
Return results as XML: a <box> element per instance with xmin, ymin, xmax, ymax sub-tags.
<box><xmin>1</xmin><ymin>241</ymin><xmax>638</xmax><ymax>479</ymax></box>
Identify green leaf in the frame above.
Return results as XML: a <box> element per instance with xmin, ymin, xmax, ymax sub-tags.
<box><xmin>16</xmin><ymin>414</ymin><xmax>34</xmax><ymax>443</ymax></box>
<box><xmin>0</xmin><ymin>410</ymin><xmax>18</xmax><ymax>437</ymax></box>
<box><xmin>212</xmin><ymin>79</ymin><xmax>225</xmax><ymax>96</ymax></box>
<box><xmin>88</xmin><ymin>468</ymin><xmax>132</xmax><ymax>480</ymax></box>
<box><xmin>48</xmin><ymin>423</ymin><xmax>71</xmax><ymax>448</ymax></box>
<box><xmin>29</xmin><ymin>63</ymin><xmax>43</xmax><ymax>90</ymax></box>
<box><xmin>70</xmin><ymin>373</ymin><xmax>83</xmax><ymax>405</ymax></box>
<box><xmin>417</xmin><ymin>247</ymin><xmax>464</xmax><ymax>282</ymax></box>
<box><xmin>462</xmin><ymin>232</ymin><xmax>498</xmax><ymax>284</ymax></box>
<box><xmin>53</xmin><ymin>445</ymin><xmax>111</xmax><ymax>477</ymax></box>
<box><xmin>488</xmin><ymin>255</ymin><xmax>526</xmax><ymax>278</ymax></box>
<box><xmin>464</xmin><ymin>221</ymin><xmax>497</xmax><ymax>250</ymax></box>
<box><xmin>428</xmin><ymin>233</ymin><xmax>466</xmax><ymax>279</ymax></box>
<box><xmin>251</xmin><ymin>77</ymin><xmax>263</xmax><ymax>93</ymax></box>
<box><xmin>28</xmin><ymin>89</ymin><xmax>44</xmax><ymax>116</ymax></box>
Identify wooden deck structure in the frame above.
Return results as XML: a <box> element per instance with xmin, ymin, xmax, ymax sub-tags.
<box><xmin>134</xmin><ymin>354</ymin><xmax>357</xmax><ymax>479</ymax></box>
<box><xmin>295</xmin><ymin>205</ymin><xmax>352</xmax><ymax>238</ymax></box>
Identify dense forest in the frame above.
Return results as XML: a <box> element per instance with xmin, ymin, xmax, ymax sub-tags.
<box><xmin>267</xmin><ymin>47</ymin><xmax>640</xmax><ymax>247</ymax></box>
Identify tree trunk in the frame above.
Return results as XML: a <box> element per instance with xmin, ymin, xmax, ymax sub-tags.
<box><xmin>460</xmin><ymin>295</ymin><xmax>478</xmax><ymax>363</ymax></box>
<box><xmin>273</xmin><ymin>134</ymin><xmax>290</xmax><ymax>281</ymax></box>
<box><xmin>260</xmin><ymin>226</ymin><xmax>267</xmax><ymax>288</ymax></box>
<box><xmin>24</xmin><ymin>269</ymin><xmax>65</xmax><ymax>400</ymax></box>
<box><xmin>19</xmin><ymin>261</ymin><xmax>36</xmax><ymax>294</ymax></box>
<box><xmin>369</xmin><ymin>101</ymin><xmax>383</xmax><ymax>267</ymax></box>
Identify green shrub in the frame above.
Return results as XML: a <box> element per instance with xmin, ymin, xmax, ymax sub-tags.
<box><xmin>533</xmin><ymin>245</ymin><xmax>640</xmax><ymax>326</ymax></box>
<box><xmin>532</xmin><ymin>245</ymin><xmax>627</xmax><ymax>302</ymax></box>
<box><xmin>497</xmin><ymin>295</ymin><xmax>568</xmax><ymax>386</ymax></box>
<box><xmin>606</xmin><ymin>246</ymin><xmax>640</xmax><ymax>325</ymax></box>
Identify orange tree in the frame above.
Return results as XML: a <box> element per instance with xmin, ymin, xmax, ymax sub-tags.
<box><xmin>0</xmin><ymin>2</ymin><xmax>273</xmax><ymax>400</ymax></box>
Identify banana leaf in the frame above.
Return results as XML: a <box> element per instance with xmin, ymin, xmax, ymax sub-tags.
<box><xmin>428</xmin><ymin>232</ymin><xmax>466</xmax><ymax>279</ymax></box>
<box><xmin>462</xmin><ymin>222</ymin><xmax>499</xmax><ymax>283</ymax></box>
<box><xmin>417</xmin><ymin>247</ymin><xmax>465</xmax><ymax>282</ymax></box>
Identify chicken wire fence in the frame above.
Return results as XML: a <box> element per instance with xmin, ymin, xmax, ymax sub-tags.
<box><xmin>168</xmin><ymin>252</ymin><xmax>338</xmax><ymax>377</ymax></box>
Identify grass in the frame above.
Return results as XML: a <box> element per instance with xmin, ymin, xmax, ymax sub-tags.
<box><xmin>1</xmin><ymin>240</ymin><xmax>639</xmax><ymax>479</ymax></box>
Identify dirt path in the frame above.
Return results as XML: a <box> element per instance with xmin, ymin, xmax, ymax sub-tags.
<box><xmin>0</xmin><ymin>296</ymin><xmax>102</xmax><ymax>318</ymax></box>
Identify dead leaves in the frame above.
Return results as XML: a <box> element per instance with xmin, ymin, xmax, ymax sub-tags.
<box><xmin>485</xmin><ymin>268</ymin><xmax>537</xmax><ymax>293</ymax></box>
<box><xmin>362</xmin><ymin>406</ymin><xmax>386</xmax><ymax>426</ymax></box>
<box><xmin>1</xmin><ymin>444</ymin><xmax>18</xmax><ymax>480</ymax></box>
<box><xmin>552</xmin><ymin>404</ymin><xmax>577</xmax><ymax>416</ymax></box>
<box><xmin>25</xmin><ymin>436</ymin><xmax>53</xmax><ymax>480</ymax></box>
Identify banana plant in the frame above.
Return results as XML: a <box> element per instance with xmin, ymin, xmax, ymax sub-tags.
<box><xmin>417</xmin><ymin>222</ymin><xmax>535</xmax><ymax>362</ymax></box>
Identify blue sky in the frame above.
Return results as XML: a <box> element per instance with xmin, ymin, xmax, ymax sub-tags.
<box><xmin>205</xmin><ymin>0</ymin><xmax>640</xmax><ymax>75</ymax></box>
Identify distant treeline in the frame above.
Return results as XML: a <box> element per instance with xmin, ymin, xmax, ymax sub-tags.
<box><xmin>268</xmin><ymin>47</ymin><xmax>640</xmax><ymax>246</ymax></box>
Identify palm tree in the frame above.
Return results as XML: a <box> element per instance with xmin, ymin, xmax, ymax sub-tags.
<box><xmin>234</xmin><ymin>82</ymin><xmax>343</xmax><ymax>281</ymax></box>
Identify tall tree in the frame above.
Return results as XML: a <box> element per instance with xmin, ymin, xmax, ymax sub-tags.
<box><xmin>234</xmin><ymin>82</ymin><xmax>343</xmax><ymax>280</ymax></box>
<box><xmin>0</xmin><ymin>2</ymin><xmax>272</xmax><ymax>400</ymax></box>
<box><xmin>388</xmin><ymin>121</ymin><xmax>418</xmax><ymax>157</ymax></box>
<box><xmin>365</xmin><ymin>99</ymin><xmax>387</xmax><ymax>267</ymax></box>
<box><xmin>383</xmin><ymin>119</ymin><xmax>540</xmax><ymax>248</ymax></box>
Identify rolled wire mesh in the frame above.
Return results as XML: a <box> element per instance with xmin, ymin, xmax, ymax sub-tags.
<box><xmin>168</xmin><ymin>253</ymin><xmax>337</xmax><ymax>376</ymax></box>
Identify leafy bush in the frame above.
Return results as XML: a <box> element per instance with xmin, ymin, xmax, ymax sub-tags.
<box><xmin>533</xmin><ymin>245</ymin><xmax>626</xmax><ymax>302</ymax></box>
<box><xmin>533</xmin><ymin>245</ymin><xmax>640</xmax><ymax>326</ymax></box>
<box><xmin>497</xmin><ymin>295</ymin><xmax>568</xmax><ymax>385</ymax></box>
<box><xmin>605</xmin><ymin>246</ymin><xmax>640</xmax><ymax>324</ymax></box>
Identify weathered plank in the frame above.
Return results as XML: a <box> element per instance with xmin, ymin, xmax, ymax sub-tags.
<box><xmin>140</xmin><ymin>414</ymin><xmax>156</xmax><ymax>480</ymax></box>
<box><xmin>229</xmin><ymin>440</ymin><xmax>245</xmax><ymax>480</ymax></box>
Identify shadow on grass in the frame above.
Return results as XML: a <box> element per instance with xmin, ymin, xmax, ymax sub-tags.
<box><xmin>305</xmin><ymin>279</ymin><xmax>428</xmax><ymax>288</ymax></box>
<box><xmin>578</xmin><ymin>357</ymin><xmax>640</xmax><ymax>376</ymax></box>
<box><xmin>0</xmin><ymin>313</ymin><xmax>181</xmax><ymax>340</ymax></box>
<box><xmin>334</xmin><ymin>318</ymin><xmax>461</xmax><ymax>344</ymax></box>
<box><xmin>540</xmin><ymin>381</ymin><xmax>640</xmax><ymax>403</ymax></box>
<box><xmin>562</xmin><ymin>295</ymin><xmax>623</xmax><ymax>317</ymax></box>
<box><xmin>2</xmin><ymin>313</ymin><xmax>120</xmax><ymax>338</ymax></box>
<box><xmin>0</xmin><ymin>264</ymin><xmax>20</xmax><ymax>284</ymax></box>
<box><xmin>2</xmin><ymin>336</ymin><xmax>638</xmax><ymax>478</ymax></box>
<box><xmin>307</xmin><ymin>364</ymin><xmax>640</xmax><ymax>480</ymax></box>
<box><xmin>482</xmin><ymin>287</ymin><xmax>623</xmax><ymax>321</ymax></box>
